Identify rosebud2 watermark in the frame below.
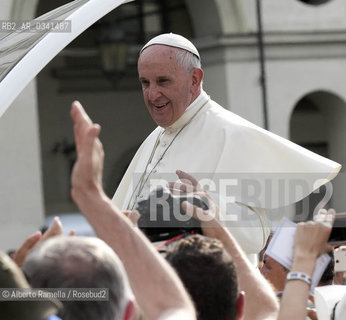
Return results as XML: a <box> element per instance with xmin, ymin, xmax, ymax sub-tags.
<box><xmin>0</xmin><ymin>20</ymin><xmax>71</xmax><ymax>33</ymax></box>
<box><xmin>130</xmin><ymin>172</ymin><xmax>338</xmax><ymax>227</ymax></box>
<box><xmin>0</xmin><ymin>288</ymin><xmax>109</xmax><ymax>301</ymax></box>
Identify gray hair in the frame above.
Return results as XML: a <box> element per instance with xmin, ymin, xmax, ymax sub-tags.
<box><xmin>175</xmin><ymin>47</ymin><xmax>202</xmax><ymax>73</ymax></box>
<box><xmin>23</xmin><ymin>236</ymin><xmax>132</xmax><ymax>320</ymax></box>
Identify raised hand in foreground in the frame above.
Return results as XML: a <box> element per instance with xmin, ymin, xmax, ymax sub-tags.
<box><xmin>278</xmin><ymin>209</ymin><xmax>335</xmax><ymax>320</ymax></box>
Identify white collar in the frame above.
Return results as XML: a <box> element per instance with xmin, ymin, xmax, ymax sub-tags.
<box><xmin>162</xmin><ymin>90</ymin><xmax>209</xmax><ymax>134</ymax></box>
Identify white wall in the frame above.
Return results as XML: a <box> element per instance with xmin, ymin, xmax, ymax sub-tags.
<box><xmin>267</xmin><ymin>59</ymin><xmax>346</xmax><ymax>138</ymax></box>
<box><xmin>0</xmin><ymin>81</ymin><xmax>44</xmax><ymax>251</ymax></box>
<box><xmin>242</xmin><ymin>0</ymin><xmax>346</xmax><ymax>32</ymax></box>
<box><xmin>226</xmin><ymin>62</ymin><xmax>264</xmax><ymax>127</ymax></box>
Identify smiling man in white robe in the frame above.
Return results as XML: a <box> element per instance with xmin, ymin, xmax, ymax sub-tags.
<box><xmin>112</xmin><ymin>33</ymin><xmax>341</xmax><ymax>260</ymax></box>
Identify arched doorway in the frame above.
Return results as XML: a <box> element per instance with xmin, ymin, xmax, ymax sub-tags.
<box><xmin>290</xmin><ymin>90</ymin><xmax>346</xmax><ymax>219</ymax></box>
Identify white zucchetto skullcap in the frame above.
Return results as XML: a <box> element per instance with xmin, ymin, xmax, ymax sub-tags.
<box><xmin>140</xmin><ymin>33</ymin><xmax>200</xmax><ymax>59</ymax></box>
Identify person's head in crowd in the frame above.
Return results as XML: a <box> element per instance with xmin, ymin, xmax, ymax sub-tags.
<box><xmin>260</xmin><ymin>254</ymin><xmax>289</xmax><ymax>293</ymax></box>
<box><xmin>0</xmin><ymin>251</ymin><xmax>62</xmax><ymax>320</ymax></box>
<box><xmin>23</xmin><ymin>236</ymin><xmax>134</xmax><ymax>320</ymax></box>
<box><xmin>165</xmin><ymin>234</ymin><xmax>244</xmax><ymax>320</ymax></box>
<box><xmin>138</xmin><ymin>33</ymin><xmax>204</xmax><ymax>128</ymax></box>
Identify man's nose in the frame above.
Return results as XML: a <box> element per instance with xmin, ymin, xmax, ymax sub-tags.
<box><xmin>148</xmin><ymin>85</ymin><xmax>161</xmax><ymax>101</ymax></box>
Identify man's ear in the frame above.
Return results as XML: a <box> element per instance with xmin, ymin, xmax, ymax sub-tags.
<box><xmin>190</xmin><ymin>68</ymin><xmax>203</xmax><ymax>94</ymax></box>
<box><xmin>237</xmin><ymin>291</ymin><xmax>245</xmax><ymax>320</ymax></box>
<box><xmin>122</xmin><ymin>300</ymin><xmax>136</xmax><ymax>320</ymax></box>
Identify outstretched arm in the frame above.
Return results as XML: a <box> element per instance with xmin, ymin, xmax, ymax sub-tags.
<box><xmin>70</xmin><ymin>101</ymin><xmax>195</xmax><ymax>320</ymax></box>
<box><xmin>278</xmin><ymin>209</ymin><xmax>335</xmax><ymax>320</ymax></box>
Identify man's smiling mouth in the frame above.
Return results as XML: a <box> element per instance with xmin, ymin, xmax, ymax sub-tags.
<box><xmin>154</xmin><ymin>102</ymin><xmax>169</xmax><ymax>109</ymax></box>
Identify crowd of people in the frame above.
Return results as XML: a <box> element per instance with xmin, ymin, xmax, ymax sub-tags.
<box><xmin>1</xmin><ymin>33</ymin><xmax>345</xmax><ymax>320</ymax></box>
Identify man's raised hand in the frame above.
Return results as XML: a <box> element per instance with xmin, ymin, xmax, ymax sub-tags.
<box><xmin>70</xmin><ymin>101</ymin><xmax>104</xmax><ymax>202</ymax></box>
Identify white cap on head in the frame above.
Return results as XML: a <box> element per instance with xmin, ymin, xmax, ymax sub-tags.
<box><xmin>140</xmin><ymin>33</ymin><xmax>200</xmax><ymax>59</ymax></box>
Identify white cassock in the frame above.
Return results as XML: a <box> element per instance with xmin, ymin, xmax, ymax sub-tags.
<box><xmin>112</xmin><ymin>90</ymin><xmax>341</xmax><ymax>257</ymax></box>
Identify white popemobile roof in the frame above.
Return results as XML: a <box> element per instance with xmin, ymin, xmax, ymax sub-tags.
<box><xmin>0</xmin><ymin>0</ymin><xmax>132</xmax><ymax>118</ymax></box>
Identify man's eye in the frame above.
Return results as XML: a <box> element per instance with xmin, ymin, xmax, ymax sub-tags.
<box><xmin>158</xmin><ymin>78</ymin><xmax>169</xmax><ymax>84</ymax></box>
<box><xmin>140</xmin><ymin>80</ymin><xmax>149</xmax><ymax>87</ymax></box>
